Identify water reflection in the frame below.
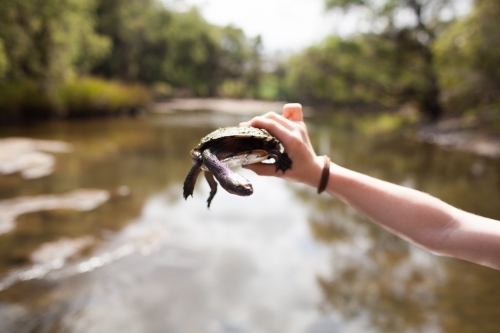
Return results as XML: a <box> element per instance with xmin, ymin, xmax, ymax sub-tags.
<box><xmin>301</xmin><ymin>115</ymin><xmax>500</xmax><ymax>332</ymax></box>
<box><xmin>0</xmin><ymin>111</ymin><xmax>499</xmax><ymax>333</ymax></box>
<box><xmin>305</xmin><ymin>195</ymin><xmax>444</xmax><ymax>332</ymax></box>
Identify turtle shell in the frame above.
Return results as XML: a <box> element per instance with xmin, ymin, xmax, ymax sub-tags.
<box><xmin>183</xmin><ymin>125</ymin><xmax>293</xmax><ymax>207</ymax></box>
<box><xmin>192</xmin><ymin>126</ymin><xmax>278</xmax><ymax>153</ymax></box>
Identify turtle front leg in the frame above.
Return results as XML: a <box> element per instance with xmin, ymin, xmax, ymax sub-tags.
<box><xmin>183</xmin><ymin>158</ymin><xmax>203</xmax><ymax>200</ymax></box>
<box><xmin>267</xmin><ymin>149</ymin><xmax>292</xmax><ymax>173</ymax></box>
<box><xmin>204</xmin><ymin>171</ymin><xmax>218</xmax><ymax>208</ymax></box>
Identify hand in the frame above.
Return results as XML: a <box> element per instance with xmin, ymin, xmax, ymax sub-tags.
<box><xmin>239</xmin><ymin>103</ymin><xmax>326</xmax><ymax>188</ymax></box>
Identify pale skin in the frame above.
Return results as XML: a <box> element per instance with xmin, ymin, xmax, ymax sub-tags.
<box><xmin>240</xmin><ymin>103</ymin><xmax>500</xmax><ymax>270</ymax></box>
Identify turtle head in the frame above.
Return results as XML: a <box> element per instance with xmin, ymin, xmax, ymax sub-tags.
<box><xmin>202</xmin><ymin>148</ymin><xmax>254</xmax><ymax>197</ymax></box>
<box><xmin>225</xmin><ymin>173</ymin><xmax>253</xmax><ymax>196</ymax></box>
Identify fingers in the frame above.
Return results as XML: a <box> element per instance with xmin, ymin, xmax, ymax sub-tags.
<box><xmin>240</xmin><ymin>111</ymin><xmax>294</xmax><ymax>130</ymax></box>
<box><xmin>282</xmin><ymin>103</ymin><xmax>303</xmax><ymax>122</ymax></box>
<box><xmin>239</xmin><ymin>103</ymin><xmax>304</xmax><ymax>129</ymax></box>
<box><xmin>259</xmin><ymin>111</ymin><xmax>295</xmax><ymax>130</ymax></box>
<box><xmin>244</xmin><ymin>116</ymin><xmax>299</xmax><ymax>148</ymax></box>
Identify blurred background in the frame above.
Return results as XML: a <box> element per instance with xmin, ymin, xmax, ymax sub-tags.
<box><xmin>1</xmin><ymin>0</ymin><xmax>500</xmax><ymax>332</ymax></box>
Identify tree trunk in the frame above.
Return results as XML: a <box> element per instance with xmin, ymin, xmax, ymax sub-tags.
<box><xmin>420</xmin><ymin>46</ymin><xmax>443</xmax><ymax>121</ymax></box>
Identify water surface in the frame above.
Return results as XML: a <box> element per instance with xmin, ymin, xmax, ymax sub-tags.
<box><xmin>1</xmin><ymin>110</ymin><xmax>500</xmax><ymax>333</ymax></box>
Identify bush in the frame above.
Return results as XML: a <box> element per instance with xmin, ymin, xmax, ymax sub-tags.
<box><xmin>60</xmin><ymin>77</ymin><xmax>151</xmax><ymax>117</ymax></box>
<box><xmin>0</xmin><ymin>77</ymin><xmax>151</xmax><ymax>124</ymax></box>
<box><xmin>0</xmin><ymin>81</ymin><xmax>54</xmax><ymax>123</ymax></box>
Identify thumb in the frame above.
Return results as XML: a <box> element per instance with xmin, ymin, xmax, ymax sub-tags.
<box><xmin>243</xmin><ymin>163</ymin><xmax>283</xmax><ymax>177</ymax></box>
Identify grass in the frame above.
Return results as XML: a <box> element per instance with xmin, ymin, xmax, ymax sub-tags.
<box><xmin>354</xmin><ymin>112</ymin><xmax>418</xmax><ymax>135</ymax></box>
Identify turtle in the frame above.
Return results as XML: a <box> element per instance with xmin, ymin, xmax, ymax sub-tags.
<box><xmin>183</xmin><ymin>126</ymin><xmax>292</xmax><ymax>208</ymax></box>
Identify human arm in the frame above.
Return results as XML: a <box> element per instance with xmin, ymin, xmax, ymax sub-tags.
<box><xmin>240</xmin><ymin>103</ymin><xmax>500</xmax><ymax>270</ymax></box>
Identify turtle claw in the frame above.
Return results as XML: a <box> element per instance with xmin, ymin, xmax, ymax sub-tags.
<box><xmin>183</xmin><ymin>187</ymin><xmax>194</xmax><ymax>200</ymax></box>
<box><xmin>276</xmin><ymin>152</ymin><xmax>292</xmax><ymax>173</ymax></box>
<box><xmin>183</xmin><ymin>182</ymin><xmax>193</xmax><ymax>200</ymax></box>
<box><xmin>268</xmin><ymin>150</ymin><xmax>292</xmax><ymax>173</ymax></box>
<box><xmin>204</xmin><ymin>171</ymin><xmax>218</xmax><ymax>208</ymax></box>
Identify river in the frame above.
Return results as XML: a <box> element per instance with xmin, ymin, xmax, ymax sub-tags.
<box><xmin>1</xmin><ymin>108</ymin><xmax>500</xmax><ymax>333</ymax></box>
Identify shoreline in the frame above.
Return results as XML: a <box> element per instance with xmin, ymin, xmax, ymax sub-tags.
<box><xmin>4</xmin><ymin>96</ymin><xmax>499</xmax><ymax>160</ymax></box>
<box><xmin>154</xmin><ymin>98</ymin><xmax>500</xmax><ymax>160</ymax></box>
<box><xmin>416</xmin><ymin>117</ymin><xmax>500</xmax><ymax>159</ymax></box>
<box><xmin>152</xmin><ymin>98</ymin><xmax>288</xmax><ymax>116</ymax></box>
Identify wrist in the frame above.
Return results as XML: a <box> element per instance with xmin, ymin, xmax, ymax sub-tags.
<box><xmin>304</xmin><ymin>155</ymin><xmax>329</xmax><ymax>189</ymax></box>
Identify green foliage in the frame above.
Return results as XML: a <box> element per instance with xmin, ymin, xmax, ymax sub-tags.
<box><xmin>354</xmin><ymin>112</ymin><xmax>418</xmax><ymax>135</ymax></box>
<box><xmin>3</xmin><ymin>0</ymin><xmax>497</xmax><ymax>125</ymax></box>
<box><xmin>258</xmin><ymin>74</ymin><xmax>280</xmax><ymax>101</ymax></box>
<box><xmin>245</xmin><ymin>35</ymin><xmax>263</xmax><ymax>98</ymax></box>
<box><xmin>152</xmin><ymin>82</ymin><xmax>174</xmax><ymax>99</ymax></box>
<box><xmin>217</xmin><ymin>26</ymin><xmax>250</xmax><ymax>80</ymax></box>
<box><xmin>93</xmin><ymin>0</ymin><xmax>172</xmax><ymax>82</ymax></box>
<box><xmin>0</xmin><ymin>77</ymin><xmax>151</xmax><ymax>123</ymax></box>
<box><xmin>0</xmin><ymin>0</ymin><xmax>110</xmax><ymax>82</ymax></box>
<box><xmin>284</xmin><ymin>34</ymin><xmax>431</xmax><ymax>108</ymax></box>
<box><xmin>325</xmin><ymin>0</ymin><xmax>367</xmax><ymax>10</ymax></box>
<box><xmin>319</xmin><ymin>0</ymin><xmax>461</xmax><ymax>119</ymax></box>
<box><xmin>0</xmin><ymin>80</ymin><xmax>53</xmax><ymax>122</ymax></box>
<box><xmin>325</xmin><ymin>0</ymin><xmax>454</xmax><ymax>28</ymax></box>
<box><xmin>164</xmin><ymin>9</ymin><xmax>220</xmax><ymax>96</ymax></box>
<box><xmin>92</xmin><ymin>1</ymin><xmax>263</xmax><ymax>98</ymax></box>
<box><xmin>59</xmin><ymin>77</ymin><xmax>151</xmax><ymax>116</ymax></box>
<box><xmin>218</xmin><ymin>79</ymin><xmax>247</xmax><ymax>99</ymax></box>
<box><xmin>0</xmin><ymin>0</ymin><xmax>111</xmax><ymax>120</ymax></box>
<box><xmin>434</xmin><ymin>0</ymin><xmax>500</xmax><ymax>113</ymax></box>
<box><xmin>0</xmin><ymin>38</ymin><xmax>8</xmax><ymax>78</ymax></box>
<box><xmin>0</xmin><ymin>0</ymin><xmax>262</xmax><ymax>123</ymax></box>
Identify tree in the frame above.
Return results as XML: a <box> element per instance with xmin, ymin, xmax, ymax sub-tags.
<box><xmin>0</xmin><ymin>0</ymin><xmax>110</xmax><ymax>115</ymax></box>
<box><xmin>92</xmin><ymin>1</ymin><xmax>260</xmax><ymax>97</ymax></box>
<box><xmin>434</xmin><ymin>0</ymin><xmax>500</xmax><ymax>113</ymax></box>
<box><xmin>93</xmin><ymin>0</ymin><xmax>166</xmax><ymax>82</ymax></box>
<box><xmin>0</xmin><ymin>0</ymin><xmax>110</xmax><ymax>82</ymax></box>
<box><xmin>245</xmin><ymin>35</ymin><xmax>263</xmax><ymax>99</ymax></box>
<box><xmin>324</xmin><ymin>0</ymin><xmax>463</xmax><ymax>119</ymax></box>
<box><xmin>285</xmin><ymin>34</ymin><xmax>429</xmax><ymax>109</ymax></box>
<box><xmin>0</xmin><ymin>38</ymin><xmax>8</xmax><ymax>79</ymax></box>
<box><xmin>217</xmin><ymin>25</ymin><xmax>249</xmax><ymax>81</ymax></box>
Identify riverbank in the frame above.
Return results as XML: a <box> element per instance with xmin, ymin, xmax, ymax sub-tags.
<box><xmin>152</xmin><ymin>98</ymin><xmax>289</xmax><ymax>116</ymax></box>
<box><xmin>4</xmin><ymin>95</ymin><xmax>500</xmax><ymax>160</ymax></box>
<box><xmin>153</xmin><ymin>98</ymin><xmax>500</xmax><ymax>160</ymax></box>
<box><xmin>0</xmin><ymin>77</ymin><xmax>151</xmax><ymax>124</ymax></box>
<box><xmin>416</xmin><ymin>115</ymin><xmax>500</xmax><ymax>159</ymax></box>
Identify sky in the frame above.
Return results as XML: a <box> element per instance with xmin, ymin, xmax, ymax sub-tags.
<box><xmin>168</xmin><ymin>0</ymin><xmax>472</xmax><ymax>54</ymax></box>
<box><xmin>169</xmin><ymin>0</ymin><xmax>344</xmax><ymax>53</ymax></box>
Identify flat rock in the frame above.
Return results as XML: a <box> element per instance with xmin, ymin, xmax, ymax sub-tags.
<box><xmin>0</xmin><ymin>138</ymin><xmax>72</xmax><ymax>179</ymax></box>
<box><xmin>0</xmin><ymin>189</ymin><xmax>110</xmax><ymax>234</ymax></box>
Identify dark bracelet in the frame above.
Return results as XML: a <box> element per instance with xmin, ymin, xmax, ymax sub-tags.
<box><xmin>317</xmin><ymin>155</ymin><xmax>331</xmax><ymax>194</ymax></box>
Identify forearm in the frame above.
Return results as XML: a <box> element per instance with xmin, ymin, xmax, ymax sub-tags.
<box><xmin>244</xmin><ymin>105</ymin><xmax>500</xmax><ymax>269</ymax></box>
<box><xmin>320</xmin><ymin>162</ymin><xmax>500</xmax><ymax>269</ymax></box>
<box><xmin>322</xmin><ymin>162</ymin><xmax>459</xmax><ymax>255</ymax></box>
